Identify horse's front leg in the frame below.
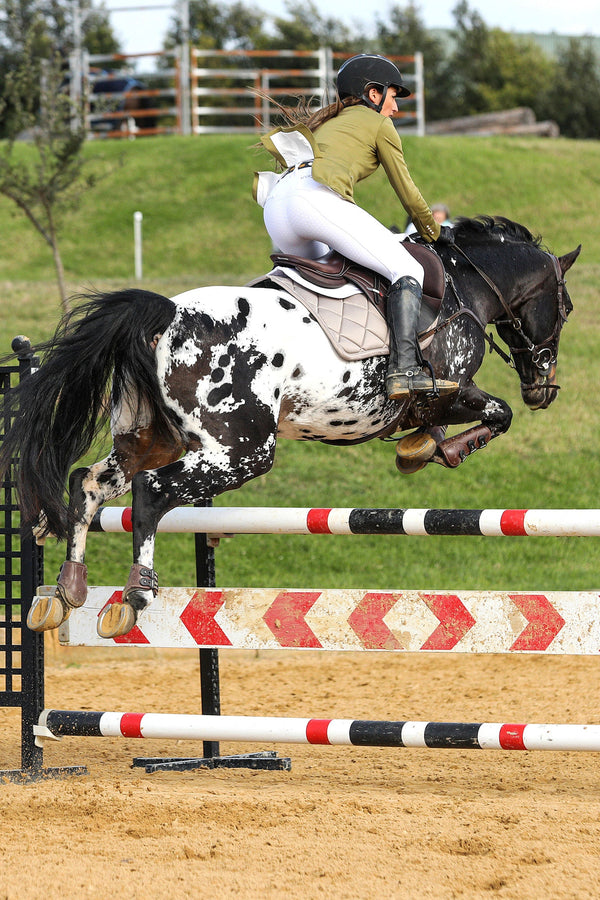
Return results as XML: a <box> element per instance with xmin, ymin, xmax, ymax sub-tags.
<box><xmin>430</xmin><ymin>382</ymin><xmax>513</xmax><ymax>468</ymax></box>
<box><xmin>395</xmin><ymin>383</ymin><xmax>513</xmax><ymax>474</ymax></box>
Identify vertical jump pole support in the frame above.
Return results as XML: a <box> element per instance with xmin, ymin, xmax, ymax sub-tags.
<box><xmin>131</xmin><ymin>501</ymin><xmax>291</xmax><ymax>772</ymax></box>
<box><xmin>195</xmin><ymin>501</ymin><xmax>221</xmax><ymax>759</ymax></box>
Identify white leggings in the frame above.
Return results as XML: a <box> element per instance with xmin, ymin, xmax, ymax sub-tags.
<box><xmin>263</xmin><ymin>166</ymin><xmax>424</xmax><ymax>286</ymax></box>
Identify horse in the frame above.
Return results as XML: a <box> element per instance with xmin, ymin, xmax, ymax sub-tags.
<box><xmin>0</xmin><ymin>216</ymin><xmax>580</xmax><ymax>639</ymax></box>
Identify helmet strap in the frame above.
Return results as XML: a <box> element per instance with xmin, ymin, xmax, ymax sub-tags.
<box><xmin>361</xmin><ymin>84</ymin><xmax>388</xmax><ymax>114</ymax></box>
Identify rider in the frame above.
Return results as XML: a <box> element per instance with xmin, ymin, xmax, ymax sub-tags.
<box><xmin>253</xmin><ymin>53</ymin><xmax>458</xmax><ymax>400</ymax></box>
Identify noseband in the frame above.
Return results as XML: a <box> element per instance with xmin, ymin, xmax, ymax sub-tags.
<box><xmin>453</xmin><ymin>245</ymin><xmax>568</xmax><ymax>384</ymax></box>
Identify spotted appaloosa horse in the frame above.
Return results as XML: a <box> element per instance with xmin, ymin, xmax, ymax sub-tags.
<box><xmin>0</xmin><ymin>216</ymin><xmax>580</xmax><ymax>638</ymax></box>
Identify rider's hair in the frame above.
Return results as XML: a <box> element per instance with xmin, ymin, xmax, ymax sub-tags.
<box><xmin>260</xmin><ymin>91</ymin><xmax>363</xmax><ymax>132</ymax></box>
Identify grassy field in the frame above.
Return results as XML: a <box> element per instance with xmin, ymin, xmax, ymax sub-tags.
<box><xmin>1</xmin><ymin>133</ymin><xmax>598</xmax><ymax>594</ymax></box>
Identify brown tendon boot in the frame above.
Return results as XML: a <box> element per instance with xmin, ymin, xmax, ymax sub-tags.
<box><xmin>385</xmin><ymin>276</ymin><xmax>458</xmax><ymax>400</ymax></box>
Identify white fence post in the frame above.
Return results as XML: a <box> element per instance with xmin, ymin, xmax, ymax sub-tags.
<box><xmin>414</xmin><ymin>51</ymin><xmax>425</xmax><ymax>137</ymax></box>
<box><xmin>133</xmin><ymin>211</ymin><xmax>143</xmax><ymax>280</ymax></box>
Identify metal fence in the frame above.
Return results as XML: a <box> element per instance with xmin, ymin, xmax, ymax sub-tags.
<box><xmin>0</xmin><ymin>340</ymin><xmax>86</xmax><ymax>781</ymax></box>
<box><xmin>68</xmin><ymin>47</ymin><xmax>424</xmax><ymax>139</ymax></box>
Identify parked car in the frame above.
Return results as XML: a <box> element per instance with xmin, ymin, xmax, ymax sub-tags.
<box><xmin>89</xmin><ymin>74</ymin><xmax>157</xmax><ymax>133</ymax></box>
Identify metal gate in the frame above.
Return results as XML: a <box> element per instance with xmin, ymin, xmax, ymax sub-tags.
<box><xmin>0</xmin><ymin>338</ymin><xmax>86</xmax><ymax>781</ymax></box>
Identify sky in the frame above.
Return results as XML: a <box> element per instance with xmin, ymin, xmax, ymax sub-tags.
<box><xmin>102</xmin><ymin>0</ymin><xmax>600</xmax><ymax>59</ymax></box>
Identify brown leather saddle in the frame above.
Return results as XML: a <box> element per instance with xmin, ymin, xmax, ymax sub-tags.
<box><xmin>270</xmin><ymin>241</ymin><xmax>446</xmax><ymax>317</ymax></box>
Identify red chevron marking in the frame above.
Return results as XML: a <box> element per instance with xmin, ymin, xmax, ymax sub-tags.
<box><xmin>420</xmin><ymin>593</ymin><xmax>476</xmax><ymax>650</ymax></box>
<box><xmin>180</xmin><ymin>590</ymin><xmax>232</xmax><ymax>646</ymax></box>
<box><xmin>348</xmin><ymin>592</ymin><xmax>403</xmax><ymax>650</ymax></box>
<box><xmin>263</xmin><ymin>591</ymin><xmax>322</xmax><ymax>648</ymax></box>
<box><xmin>509</xmin><ymin>594</ymin><xmax>566</xmax><ymax>651</ymax></box>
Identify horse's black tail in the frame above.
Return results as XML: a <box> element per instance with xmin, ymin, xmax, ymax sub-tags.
<box><xmin>0</xmin><ymin>289</ymin><xmax>178</xmax><ymax>539</ymax></box>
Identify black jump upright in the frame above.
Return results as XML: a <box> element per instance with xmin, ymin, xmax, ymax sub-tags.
<box><xmin>0</xmin><ymin>338</ymin><xmax>289</xmax><ymax>779</ymax></box>
<box><xmin>131</xmin><ymin>504</ymin><xmax>290</xmax><ymax>773</ymax></box>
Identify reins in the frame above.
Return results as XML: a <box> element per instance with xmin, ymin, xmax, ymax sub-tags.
<box><xmin>420</xmin><ymin>277</ymin><xmax>514</xmax><ymax>368</ymax></box>
<box><xmin>420</xmin><ymin>243</ymin><xmax>566</xmax><ymax>377</ymax></box>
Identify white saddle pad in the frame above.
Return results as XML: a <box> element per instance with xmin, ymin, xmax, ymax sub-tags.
<box><xmin>248</xmin><ymin>269</ymin><xmax>437</xmax><ymax>362</ymax></box>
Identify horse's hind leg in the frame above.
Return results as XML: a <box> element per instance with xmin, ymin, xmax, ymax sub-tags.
<box><xmin>27</xmin><ymin>450</ymin><xmax>129</xmax><ymax>632</ymax></box>
<box><xmin>28</xmin><ymin>429</ymin><xmax>183</xmax><ymax>632</ymax></box>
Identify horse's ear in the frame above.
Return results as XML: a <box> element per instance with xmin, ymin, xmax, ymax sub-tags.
<box><xmin>558</xmin><ymin>245</ymin><xmax>582</xmax><ymax>274</ymax></box>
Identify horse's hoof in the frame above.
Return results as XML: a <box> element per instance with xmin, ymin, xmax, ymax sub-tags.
<box><xmin>395</xmin><ymin>455</ymin><xmax>428</xmax><ymax>475</ymax></box>
<box><xmin>395</xmin><ymin>432</ymin><xmax>437</xmax><ymax>464</ymax></box>
<box><xmin>97</xmin><ymin>602</ymin><xmax>137</xmax><ymax>639</ymax></box>
<box><xmin>27</xmin><ymin>594</ymin><xmax>70</xmax><ymax>632</ymax></box>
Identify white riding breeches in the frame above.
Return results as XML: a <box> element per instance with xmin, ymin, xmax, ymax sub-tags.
<box><xmin>263</xmin><ymin>165</ymin><xmax>425</xmax><ymax>286</ymax></box>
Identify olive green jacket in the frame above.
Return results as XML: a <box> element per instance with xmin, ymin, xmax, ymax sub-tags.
<box><xmin>254</xmin><ymin>105</ymin><xmax>440</xmax><ymax>243</ymax></box>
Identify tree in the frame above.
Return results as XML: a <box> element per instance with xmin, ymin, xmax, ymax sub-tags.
<box><xmin>374</xmin><ymin>2</ymin><xmax>448</xmax><ymax>120</ymax></box>
<box><xmin>166</xmin><ymin>0</ymin><xmax>266</xmax><ymax>50</ymax></box>
<box><xmin>437</xmin><ymin>1</ymin><xmax>555</xmax><ymax>119</ymax></box>
<box><xmin>0</xmin><ymin>44</ymin><xmax>100</xmax><ymax>310</ymax></box>
<box><xmin>538</xmin><ymin>38</ymin><xmax>600</xmax><ymax>139</ymax></box>
<box><xmin>260</xmin><ymin>1</ymin><xmax>357</xmax><ymax>53</ymax></box>
<box><xmin>0</xmin><ymin>0</ymin><xmax>121</xmax><ymax>136</ymax></box>
<box><xmin>472</xmin><ymin>29</ymin><xmax>554</xmax><ymax>113</ymax></box>
<box><xmin>165</xmin><ymin>0</ymin><xmax>357</xmax><ymax>54</ymax></box>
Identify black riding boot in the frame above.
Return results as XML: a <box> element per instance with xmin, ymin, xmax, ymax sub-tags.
<box><xmin>385</xmin><ymin>276</ymin><xmax>459</xmax><ymax>400</ymax></box>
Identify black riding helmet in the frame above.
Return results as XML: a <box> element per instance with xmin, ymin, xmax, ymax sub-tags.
<box><xmin>336</xmin><ymin>54</ymin><xmax>411</xmax><ymax>113</ymax></box>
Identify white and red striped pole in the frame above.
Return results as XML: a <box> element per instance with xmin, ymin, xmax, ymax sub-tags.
<box><xmin>89</xmin><ymin>506</ymin><xmax>600</xmax><ymax>537</ymax></box>
<box><xmin>35</xmin><ymin>710</ymin><xmax>600</xmax><ymax>752</ymax></box>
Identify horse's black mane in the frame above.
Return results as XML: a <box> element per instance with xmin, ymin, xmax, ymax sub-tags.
<box><xmin>452</xmin><ymin>215</ymin><xmax>543</xmax><ymax>248</ymax></box>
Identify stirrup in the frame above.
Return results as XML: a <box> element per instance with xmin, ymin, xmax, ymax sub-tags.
<box><xmin>387</xmin><ymin>368</ymin><xmax>458</xmax><ymax>400</ymax></box>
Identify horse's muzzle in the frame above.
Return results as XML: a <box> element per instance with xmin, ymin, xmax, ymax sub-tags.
<box><xmin>520</xmin><ymin>364</ymin><xmax>560</xmax><ymax>410</ymax></box>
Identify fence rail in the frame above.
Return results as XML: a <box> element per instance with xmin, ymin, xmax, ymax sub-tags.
<box><xmin>67</xmin><ymin>47</ymin><xmax>425</xmax><ymax>139</ymax></box>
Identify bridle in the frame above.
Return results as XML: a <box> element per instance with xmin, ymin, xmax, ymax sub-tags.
<box><xmin>450</xmin><ymin>244</ymin><xmax>569</xmax><ymax>384</ymax></box>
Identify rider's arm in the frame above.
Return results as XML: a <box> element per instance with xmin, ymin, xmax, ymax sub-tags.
<box><xmin>376</xmin><ymin>117</ymin><xmax>440</xmax><ymax>243</ymax></box>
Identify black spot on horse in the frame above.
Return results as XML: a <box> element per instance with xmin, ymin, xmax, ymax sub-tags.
<box><xmin>211</xmin><ymin>368</ymin><xmax>224</xmax><ymax>383</ymax></box>
<box><xmin>336</xmin><ymin>387</ymin><xmax>352</xmax><ymax>398</ymax></box>
<box><xmin>274</xmin><ymin>388</ymin><xmax>280</xmax><ymax>399</ymax></box>
<box><xmin>219</xmin><ymin>354</ymin><xmax>230</xmax><ymax>367</ymax></box>
<box><xmin>207</xmin><ymin>384</ymin><xmax>233</xmax><ymax>406</ymax></box>
<box><xmin>278</xmin><ymin>297</ymin><xmax>296</xmax><ymax>311</ymax></box>
<box><xmin>272</xmin><ymin>353</ymin><xmax>284</xmax><ymax>368</ymax></box>
<box><xmin>302</xmin><ymin>317</ymin><xmax>313</xmax><ymax>324</ymax></box>
<box><xmin>169</xmin><ymin>309</ymin><xmax>215</xmax><ymax>352</ymax></box>
<box><xmin>236</xmin><ymin>297</ymin><xmax>250</xmax><ymax>329</ymax></box>
<box><xmin>292</xmin><ymin>367</ymin><xmax>303</xmax><ymax>378</ymax></box>
<box><xmin>343</xmin><ymin>371</ymin><xmax>351</xmax><ymax>383</ymax></box>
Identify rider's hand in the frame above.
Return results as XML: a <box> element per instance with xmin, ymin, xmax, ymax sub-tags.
<box><xmin>435</xmin><ymin>225</ymin><xmax>455</xmax><ymax>244</ymax></box>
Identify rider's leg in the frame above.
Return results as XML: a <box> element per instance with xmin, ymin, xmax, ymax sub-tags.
<box><xmin>386</xmin><ymin>277</ymin><xmax>458</xmax><ymax>399</ymax></box>
<box><xmin>264</xmin><ymin>168</ymin><xmax>410</xmax><ymax>270</ymax></box>
<box><xmin>264</xmin><ymin>172</ymin><xmax>458</xmax><ymax>398</ymax></box>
